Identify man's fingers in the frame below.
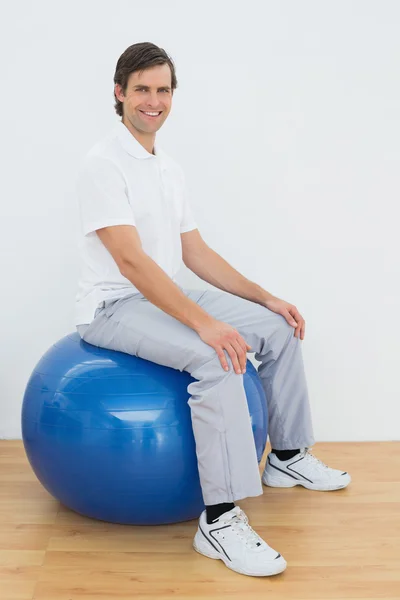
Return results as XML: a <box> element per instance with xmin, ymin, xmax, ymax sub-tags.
<box><xmin>216</xmin><ymin>341</ymin><xmax>246</xmax><ymax>374</ymax></box>
<box><xmin>284</xmin><ymin>310</ymin><xmax>297</xmax><ymax>327</ymax></box>
<box><xmin>216</xmin><ymin>347</ymin><xmax>229</xmax><ymax>371</ymax></box>
<box><xmin>290</xmin><ymin>306</ymin><xmax>304</xmax><ymax>324</ymax></box>
<box><xmin>216</xmin><ymin>335</ymin><xmax>250</xmax><ymax>373</ymax></box>
<box><xmin>293</xmin><ymin>309</ymin><xmax>305</xmax><ymax>339</ymax></box>
<box><xmin>224</xmin><ymin>342</ymin><xmax>242</xmax><ymax>374</ymax></box>
<box><xmin>288</xmin><ymin>306</ymin><xmax>307</xmax><ymax>337</ymax></box>
<box><xmin>231</xmin><ymin>339</ymin><xmax>247</xmax><ymax>372</ymax></box>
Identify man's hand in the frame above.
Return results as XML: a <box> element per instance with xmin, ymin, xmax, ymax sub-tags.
<box><xmin>196</xmin><ymin>318</ymin><xmax>252</xmax><ymax>373</ymax></box>
<box><xmin>263</xmin><ymin>296</ymin><xmax>306</xmax><ymax>340</ymax></box>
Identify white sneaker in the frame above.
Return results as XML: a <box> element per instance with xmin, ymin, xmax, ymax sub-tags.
<box><xmin>262</xmin><ymin>447</ymin><xmax>351</xmax><ymax>491</ymax></box>
<box><xmin>193</xmin><ymin>505</ymin><xmax>287</xmax><ymax>577</ymax></box>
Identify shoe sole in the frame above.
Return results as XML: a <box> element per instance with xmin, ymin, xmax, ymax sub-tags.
<box><xmin>262</xmin><ymin>471</ymin><xmax>351</xmax><ymax>491</ymax></box>
<box><xmin>193</xmin><ymin>532</ymin><xmax>287</xmax><ymax>577</ymax></box>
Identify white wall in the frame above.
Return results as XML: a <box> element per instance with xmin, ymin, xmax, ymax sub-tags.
<box><xmin>1</xmin><ymin>1</ymin><xmax>399</xmax><ymax>440</ymax></box>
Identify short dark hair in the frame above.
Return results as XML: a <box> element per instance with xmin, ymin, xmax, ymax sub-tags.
<box><xmin>113</xmin><ymin>42</ymin><xmax>178</xmax><ymax>117</ymax></box>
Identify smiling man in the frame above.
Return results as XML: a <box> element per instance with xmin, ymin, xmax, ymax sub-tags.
<box><xmin>75</xmin><ymin>42</ymin><xmax>351</xmax><ymax>578</ymax></box>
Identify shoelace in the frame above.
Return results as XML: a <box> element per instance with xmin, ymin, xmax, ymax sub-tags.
<box><xmin>224</xmin><ymin>508</ymin><xmax>264</xmax><ymax>550</ymax></box>
<box><xmin>302</xmin><ymin>447</ymin><xmax>330</xmax><ymax>470</ymax></box>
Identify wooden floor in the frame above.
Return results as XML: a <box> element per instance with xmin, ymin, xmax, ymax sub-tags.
<box><xmin>0</xmin><ymin>441</ymin><xmax>399</xmax><ymax>600</ymax></box>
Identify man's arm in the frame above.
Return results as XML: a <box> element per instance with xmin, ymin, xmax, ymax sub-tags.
<box><xmin>95</xmin><ymin>224</ymin><xmax>253</xmax><ymax>372</ymax></box>
<box><xmin>181</xmin><ymin>229</ymin><xmax>274</xmax><ymax>306</ymax></box>
<box><xmin>96</xmin><ymin>224</ymin><xmax>213</xmax><ymax>332</ymax></box>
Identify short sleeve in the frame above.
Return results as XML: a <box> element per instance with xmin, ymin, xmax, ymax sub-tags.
<box><xmin>76</xmin><ymin>155</ymin><xmax>136</xmax><ymax>236</ymax></box>
<box><xmin>179</xmin><ymin>169</ymin><xmax>198</xmax><ymax>233</ymax></box>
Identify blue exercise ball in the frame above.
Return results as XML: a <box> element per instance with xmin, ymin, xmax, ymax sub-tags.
<box><xmin>21</xmin><ymin>332</ymin><xmax>268</xmax><ymax>525</ymax></box>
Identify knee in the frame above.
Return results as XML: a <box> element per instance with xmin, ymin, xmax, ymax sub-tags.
<box><xmin>272</xmin><ymin>316</ymin><xmax>296</xmax><ymax>348</ymax></box>
<box><xmin>278</xmin><ymin>315</ymin><xmax>296</xmax><ymax>337</ymax></box>
<box><xmin>255</xmin><ymin>314</ymin><xmax>296</xmax><ymax>359</ymax></box>
<box><xmin>261</xmin><ymin>312</ymin><xmax>293</xmax><ymax>340</ymax></box>
<box><xmin>188</xmin><ymin>344</ymin><xmax>243</xmax><ymax>380</ymax></box>
<box><xmin>190</xmin><ymin>345</ymin><xmax>220</xmax><ymax>371</ymax></box>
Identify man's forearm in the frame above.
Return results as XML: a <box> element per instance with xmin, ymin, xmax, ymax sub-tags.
<box><xmin>120</xmin><ymin>253</ymin><xmax>213</xmax><ymax>332</ymax></box>
<box><xmin>185</xmin><ymin>246</ymin><xmax>274</xmax><ymax>305</ymax></box>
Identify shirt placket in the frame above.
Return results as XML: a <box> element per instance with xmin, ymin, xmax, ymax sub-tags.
<box><xmin>155</xmin><ymin>160</ymin><xmax>174</xmax><ymax>272</ymax></box>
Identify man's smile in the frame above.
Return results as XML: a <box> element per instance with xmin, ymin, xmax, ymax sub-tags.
<box><xmin>139</xmin><ymin>110</ymin><xmax>162</xmax><ymax>120</ymax></box>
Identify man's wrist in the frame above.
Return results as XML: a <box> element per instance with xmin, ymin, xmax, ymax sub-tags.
<box><xmin>249</xmin><ymin>282</ymin><xmax>275</xmax><ymax>306</ymax></box>
<box><xmin>188</xmin><ymin>311</ymin><xmax>214</xmax><ymax>333</ymax></box>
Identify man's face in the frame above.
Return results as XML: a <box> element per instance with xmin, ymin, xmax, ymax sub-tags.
<box><xmin>115</xmin><ymin>64</ymin><xmax>173</xmax><ymax>133</ymax></box>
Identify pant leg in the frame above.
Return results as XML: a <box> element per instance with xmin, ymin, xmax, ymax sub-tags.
<box><xmin>193</xmin><ymin>289</ymin><xmax>316</xmax><ymax>450</ymax></box>
<box><xmin>76</xmin><ymin>287</ymin><xmax>263</xmax><ymax>505</ymax></box>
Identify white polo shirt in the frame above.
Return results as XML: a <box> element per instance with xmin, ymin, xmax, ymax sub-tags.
<box><xmin>74</xmin><ymin>120</ymin><xmax>198</xmax><ymax>326</ymax></box>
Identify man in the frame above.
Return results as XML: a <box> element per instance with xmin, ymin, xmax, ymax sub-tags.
<box><xmin>75</xmin><ymin>42</ymin><xmax>351</xmax><ymax>578</ymax></box>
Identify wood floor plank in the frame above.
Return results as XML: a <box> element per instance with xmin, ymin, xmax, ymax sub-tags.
<box><xmin>0</xmin><ymin>498</ymin><xmax>59</xmax><ymax>525</ymax></box>
<box><xmin>31</xmin><ymin>565</ymin><xmax>400</xmax><ymax>600</ymax></box>
<box><xmin>0</xmin><ymin>554</ymin><xmax>43</xmax><ymax>584</ymax></box>
<box><xmin>0</xmin><ymin>550</ymin><xmax>45</xmax><ymax>600</ymax></box>
<box><xmin>0</xmin><ymin>524</ymin><xmax>54</xmax><ymax>551</ymax></box>
<box><xmin>0</xmin><ymin>440</ymin><xmax>398</xmax><ymax>600</ymax></box>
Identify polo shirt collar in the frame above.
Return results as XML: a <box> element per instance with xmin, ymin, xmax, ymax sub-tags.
<box><xmin>115</xmin><ymin>119</ymin><xmax>163</xmax><ymax>160</ymax></box>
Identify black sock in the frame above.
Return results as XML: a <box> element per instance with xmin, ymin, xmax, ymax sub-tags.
<box><xmin>206</xmin><ymin>502</ymin><xmax>235</xmax><ymax>524</ymax></box>
<box><xmin>271</xmin><ymin>448</ymin><xmax>301</xmax><ymax>461</ymax></box>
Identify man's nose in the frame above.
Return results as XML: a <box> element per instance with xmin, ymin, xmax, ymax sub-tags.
<box><xmin>147</xmin><ymin>91</ymin><xmax>161</xmax><ymax>107</ymax></box>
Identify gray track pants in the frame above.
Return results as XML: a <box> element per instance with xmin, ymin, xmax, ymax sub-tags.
<box><xmin>76</xmin><ymin>285</ymin><xmax>315</xmax><ymax>505</ymax></box>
